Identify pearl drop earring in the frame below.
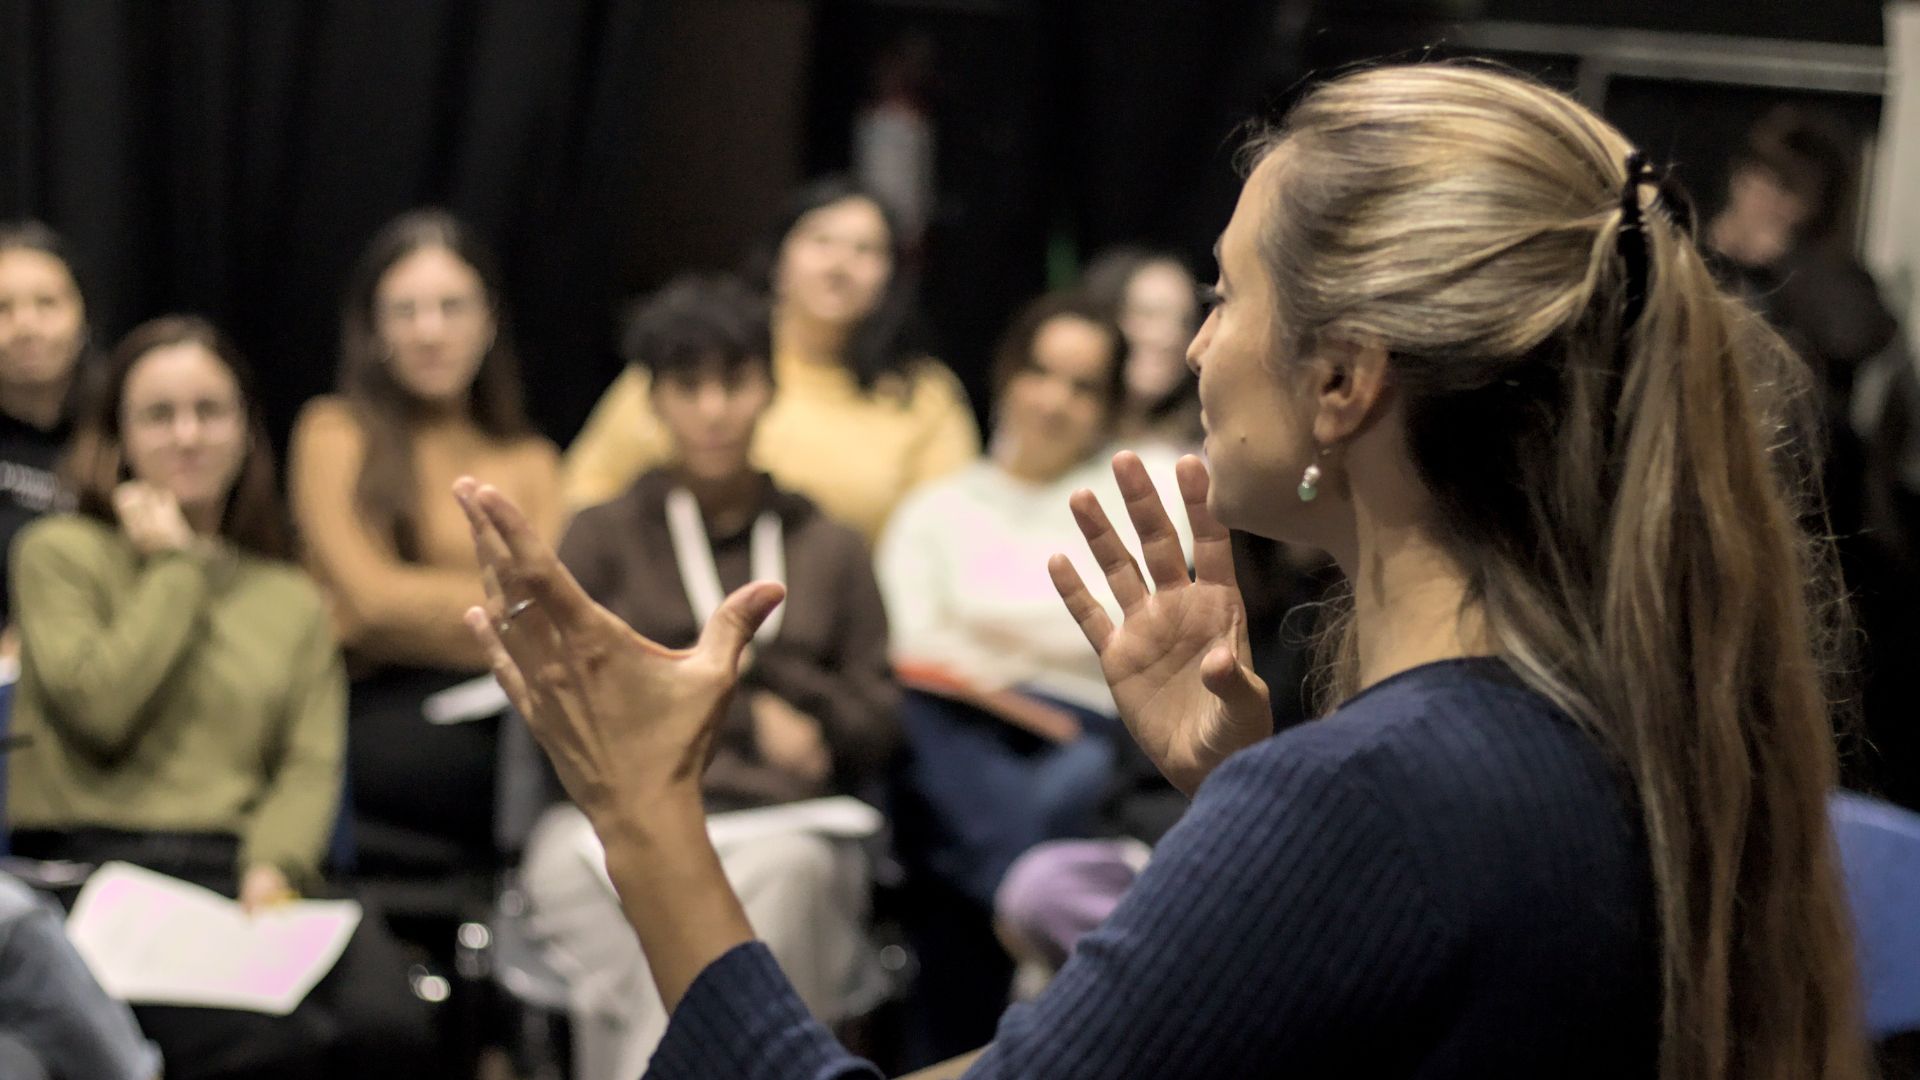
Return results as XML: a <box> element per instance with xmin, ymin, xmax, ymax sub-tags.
<box><xmin>1298</xmin><ymin>460</ymin><xmax>1323</xmax><ymax>503</ymax></box>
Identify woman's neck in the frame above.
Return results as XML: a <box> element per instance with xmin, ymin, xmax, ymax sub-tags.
<box><xmin>0</xmin><ymin>378</ymin><xmax>70</xmax><ymax>431</ymax></box>
<box><xmin>677</xmin><ymin>468</ymin><xmax>762</xmax><ymax>536</ymax></box>
<box><xmin>774</xmin><ymin>306</ymin><xmax>851</xmax><ymax>367</ymax></box>
<box><xmin>408</xmin><ymin>391</ymin><xmax>476</xmax><ymax>430</ymax></box>
<box><xmin>1339</xmin><ymin>507</ymin><xmax>1492</xmax><ymax>693</ymax></box>
<box><xmin>990</xmin><ymin>430</ymin><xmax>1076</xmax><ymax>487</ymax></box>
<box><xmin>182</xmin><ymin>499</ymin><xmax>226</xmax><ymax>539</ymax></box>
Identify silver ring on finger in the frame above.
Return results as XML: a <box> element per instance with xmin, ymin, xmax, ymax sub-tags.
<box><xmin>497</xmin><ymin>597</ymin><xmax>536</xmax><ymax>635</ymax></box>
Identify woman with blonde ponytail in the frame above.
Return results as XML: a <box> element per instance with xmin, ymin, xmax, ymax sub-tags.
<box><xmin>447</xmin><ymin>62</ymin><xmax>1867</xmax><ymax>1079</ymax></box>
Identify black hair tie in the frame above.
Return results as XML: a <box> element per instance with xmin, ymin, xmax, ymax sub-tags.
<box><xmin>1616</xmin><ymin>150</ymin><xmax>1658</xmax><ymax>334</ymax></box>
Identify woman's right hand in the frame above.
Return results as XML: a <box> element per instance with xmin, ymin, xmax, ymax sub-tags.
<box><xmin>1050</xmin><ymin>452</ymin><xmax>1272</xmax><ymax>795</ymax></box>
<box><xmin>454</xmin><ymin>478</ymin><xmax>786</xmax><ymax>831</ymax></box>
<box><xmin>112</xmin><ymin>482</ymin><xmax>198</xmax><ymax>555</ymax></box>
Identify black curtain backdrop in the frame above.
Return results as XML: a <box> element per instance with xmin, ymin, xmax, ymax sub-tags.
<box><xmin>805</xmin><ymin>0</ymin><xmax>1303</xmax><ymax>417</ymax></box>
<box><xmin>0</xmin><ymin>0</ymin><xmax>657</xmax><ymax>453</ymax></box>
<box><xmin>3</xmin><ymin>0</ymin><xmax>1891</xmax><ymax>456</ymax></box>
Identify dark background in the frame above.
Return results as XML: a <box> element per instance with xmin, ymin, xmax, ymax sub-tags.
<box><xmin>0</xmin><ymin>0</ymin><xmax>1893</xmax><ymax>450</ymax></box>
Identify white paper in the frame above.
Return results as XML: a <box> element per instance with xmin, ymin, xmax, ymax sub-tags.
<box><xmin>574</xmin><ymin>796</ymin><xmax>885</xmax><ymax>895</ymax></box>
<box><xmin>65</xmin><ymin>862</ymin><xmax>362</xmax><ymax>1015</ymax></box>
<box><xmin>422</xmin><ymin>673</ymin><xmax>510</xmax><ymax>725</ymax></box>
<box><xmin>704</xmin><ymin>795</ymin><xmax>884</xmax><ymax>851</ymax></box>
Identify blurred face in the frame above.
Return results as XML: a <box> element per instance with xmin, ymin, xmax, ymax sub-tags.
<box><xmin>774</xmin><ymin>197</ymin><xmax>893</xmax><ymax>331</ymax></box>
<box><xmin>1716</xmin><ymin>166</ymin><xmax>1805</xmax><ymax>268</ymax></box>
<box><xmin>120</xmin><ymin>343</ymin><xmax>249</xmax><ymax>513</ymax></box>
<box><xmin>1120</xmin><ymin>260</ymin><xmax>1199</xmax><ymax>406</ymax></box>
<box><xmin>997</xmin><ymin>314</ymin><xmax>1117</xmax><ymax>482</ymax></box>
<box><xmin>373</xmin><ymin>245</ymin><xmax>497</xmax><ymax>404</ymax></box>
<box><xmin>1189</xmin><ymin>152</ymin><xmax>1315</xmax><ymax>538</ymax></box>
<box><xmin>649</xmin><ymin>358</ymin><xmax>773</xmax><ymax>485</ymax></box>
<box><xmin>0</xmin><ymin>248</ymin><xmax>87</xmax><ymax>396</ymax></box>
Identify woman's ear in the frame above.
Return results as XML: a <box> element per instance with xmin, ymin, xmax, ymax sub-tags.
<box><xmin>1310</xmin><ymin>339</ymin><xmax>1392</xmax><ymax>446</ymax></box>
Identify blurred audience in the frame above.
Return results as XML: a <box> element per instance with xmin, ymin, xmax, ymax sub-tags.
<box><xmin>1708</xmin><ymin>105</ymin><xmax>1918</xmax><ymax>810</ymax></box>
<box><xmin>561</xmin><ymin>176</ymin><xmax>978</xmax><ymax>540</ymax></box>
<box><xmin>992</xmin><ymin>250</ymin><xmax>1334</xmax><ymax>990</ymax></box>
<box><xmin>1078</xmin><ymin>247</ymin><xmax>1203</xmax><ymax>449</ymax></box>
<box><xmin>1708</xmin><ymin>104</ymin><xmax>1902</xmax><ymax>533</ymax></box>
<box><xmin>0</xmin><ymin>223</ymin><xmax>99</xmax><ymax>851</ymax></box>
<box><xmin>520</xmin><ymin>275</ymin><xmax>899</xmax><ymax>1079</ymax></box>
<box><xmin>6</xmin><ymin>316</ymin><xmax>431</xmax><ymax>1079</ymax></box>
<box><xmin>0</xmin><ymin>223</ymin><xmax>98</xmax><ymax>658</ymax></box>
<box><xmin>4</xmin><ymin>82</ymin><xmax>1915</xmax><ymax>1080</ymax></box>
<box><xmin>877</xmin><ymin>289</ymin><xmax>1190</xmax><ymax>1059</ymax></box>
<box><xmin>290</xmin><ymin>210</ymin><xmax>562</xmax><ymax>870</ymax></box>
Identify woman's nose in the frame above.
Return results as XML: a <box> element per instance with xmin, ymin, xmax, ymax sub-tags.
<box><xmin>1186</xmin><ymin>318</ymin><xmax>1211</xmax><ymax>375</ymax></box>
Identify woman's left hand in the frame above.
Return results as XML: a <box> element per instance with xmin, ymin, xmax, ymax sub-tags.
<box><xmin>452</xmin><ymin>477</ymin><xmax>786</xmax><ymax>832</ymax></box>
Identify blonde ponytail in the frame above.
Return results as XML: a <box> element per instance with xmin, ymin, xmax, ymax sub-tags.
<box><xmin>1265</xmin><ymin>63</ymin><xmax>1867</xmax><ymax>1080</ymax></box>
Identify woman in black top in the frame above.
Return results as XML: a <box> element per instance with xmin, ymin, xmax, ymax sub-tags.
<box><xmin>0</xmin><ymin>223</ymin><xmax>96</xmax><ymax>635</ymax></box>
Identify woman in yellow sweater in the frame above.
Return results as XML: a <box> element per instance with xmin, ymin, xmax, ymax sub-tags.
<box><xmin>562</xmin><ymin>178</ymin><xmax>979</xmax><ymax>540</ymax></box>
<box><xmin>9</xmin><ymin>315</ymin><xmax>430</xmax><ymax>1079</ymax></box>
<box><xmin>289</xmin><ymin>209</ymin><xmax>561</xmax><ymax>870</ymax></box>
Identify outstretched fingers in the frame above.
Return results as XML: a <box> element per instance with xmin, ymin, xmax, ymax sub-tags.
<box><xmin>1049</xmin><ymin>554</ymin><xmax>1116</xmax><ymax>653</ymax></box>
<box><xmin>1114</xmin><ymin>451</ymin><xmax>1191</xmax><ymax>591</ymax></box>
<box><xmin>1069</xmin><ymin>487</ymin><xmax>1149</xmax><ymax>614</ymax></box>
<box><xmin>1177</xmin><ymin>455</ymin><xmax>1239</xmax><ymax>589</ymax></box>
<box><xmin>464</xmin><ymin>605</ymin><xmax>533</xmax><ymax>717</ymax></box>
<box><xmin>461</xmin><ymin>480</ymin><xmax>600</xmax><ymax>640</ymax></box>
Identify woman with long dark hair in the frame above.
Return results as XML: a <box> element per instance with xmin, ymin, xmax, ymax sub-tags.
<box><xmin>289</xmin><ymin>209</ymin><xmax>561</xmax><ymax>866</ymax></box>
<box><xmin>457</xmin><ymin>64</ymin><xmax>1867</xmax><ymax>1079</ymax></box>
<box><xmin>9</xmin><ymin>316</ymin><xmax>431</xmax><ymax>1079</ymax></box>
<box><xmin>561</xmin><ymin>177</ymin><xmax>977</xmax><ymax>540</ymax></box>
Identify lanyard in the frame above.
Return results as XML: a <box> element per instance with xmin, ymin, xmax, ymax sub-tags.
<box><xmin>664</xmin><ymin>487</ymin><xmax>785</xmax><ymax>645</ymax></box>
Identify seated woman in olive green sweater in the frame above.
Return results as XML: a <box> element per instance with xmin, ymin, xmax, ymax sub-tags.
<box><xmin>6</xmin><ymin>316</ymin><xmax>430</xmax><ymax>1080</ymax></box>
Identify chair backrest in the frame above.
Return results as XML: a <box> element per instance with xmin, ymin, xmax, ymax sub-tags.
<box><xmin>1832</xmin><ymin>790</ymin><xmax>1920</xmax><ymax>1039</ymax></box>
<box><xmin>488</xmin><ymin>881</ymin><xmax>572</xmax><ymax>1012</ymax></box>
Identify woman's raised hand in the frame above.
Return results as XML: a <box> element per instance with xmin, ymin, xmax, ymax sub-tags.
<box><xmin>1050</xmin><ymin>452</ymin><xmax>1272</xmax><ymax>795</ymax></box>
<box><xmin>452</xmin><ymin>477</ymin><xmax>785</xmax><ymax>828</ymax></box>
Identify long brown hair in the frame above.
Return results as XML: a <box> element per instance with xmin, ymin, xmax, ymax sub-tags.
<box><xmin>69</xmin><ymin>315</ymin><xmax>290</xmax><ymax>560</ymax></box>
<box><xmin>1255</xmin><ymin>64</ymin><xmax>1864</xmax><ymax>1079</ymax></box>
<box><xmin>337</xmin><ymin>208</ymin><xmax>530</xmax><ymax>560</ymax></box>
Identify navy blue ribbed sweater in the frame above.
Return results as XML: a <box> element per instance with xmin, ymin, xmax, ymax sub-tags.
<box><xmin>647</xmin><ymin>658</ymin><xmax>1661</xmax><ymax>1078</ymax></box>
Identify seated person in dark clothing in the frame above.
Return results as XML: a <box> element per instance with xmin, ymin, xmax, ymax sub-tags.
<box><xmin>1706</xmin><ymin>106</ymin><xmax>1919</xmax><ymax>809</ymax></box>
<box><xmin>1706</xmin><ymin>104</ymin><xmax>1901</xmax><ymax>531</ymax></box>
<box><xmin>0</xmin><ymin>222</ymin><xmax>97</xmax><ymax>847</ymax></box>
<box><xmin>0</xmin><ymin>223</ymin><xmax>96</xmax><ymax>637</ymax></box>
<box><xmin>518</xmin><ymin>275</ymin><xmax>899</xmax><ymax>1080</ymax></box>
<box><xmin>6</xmin><ymin>316</ymin><xmax>431</xmax><ymax>1080</ymax></box>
